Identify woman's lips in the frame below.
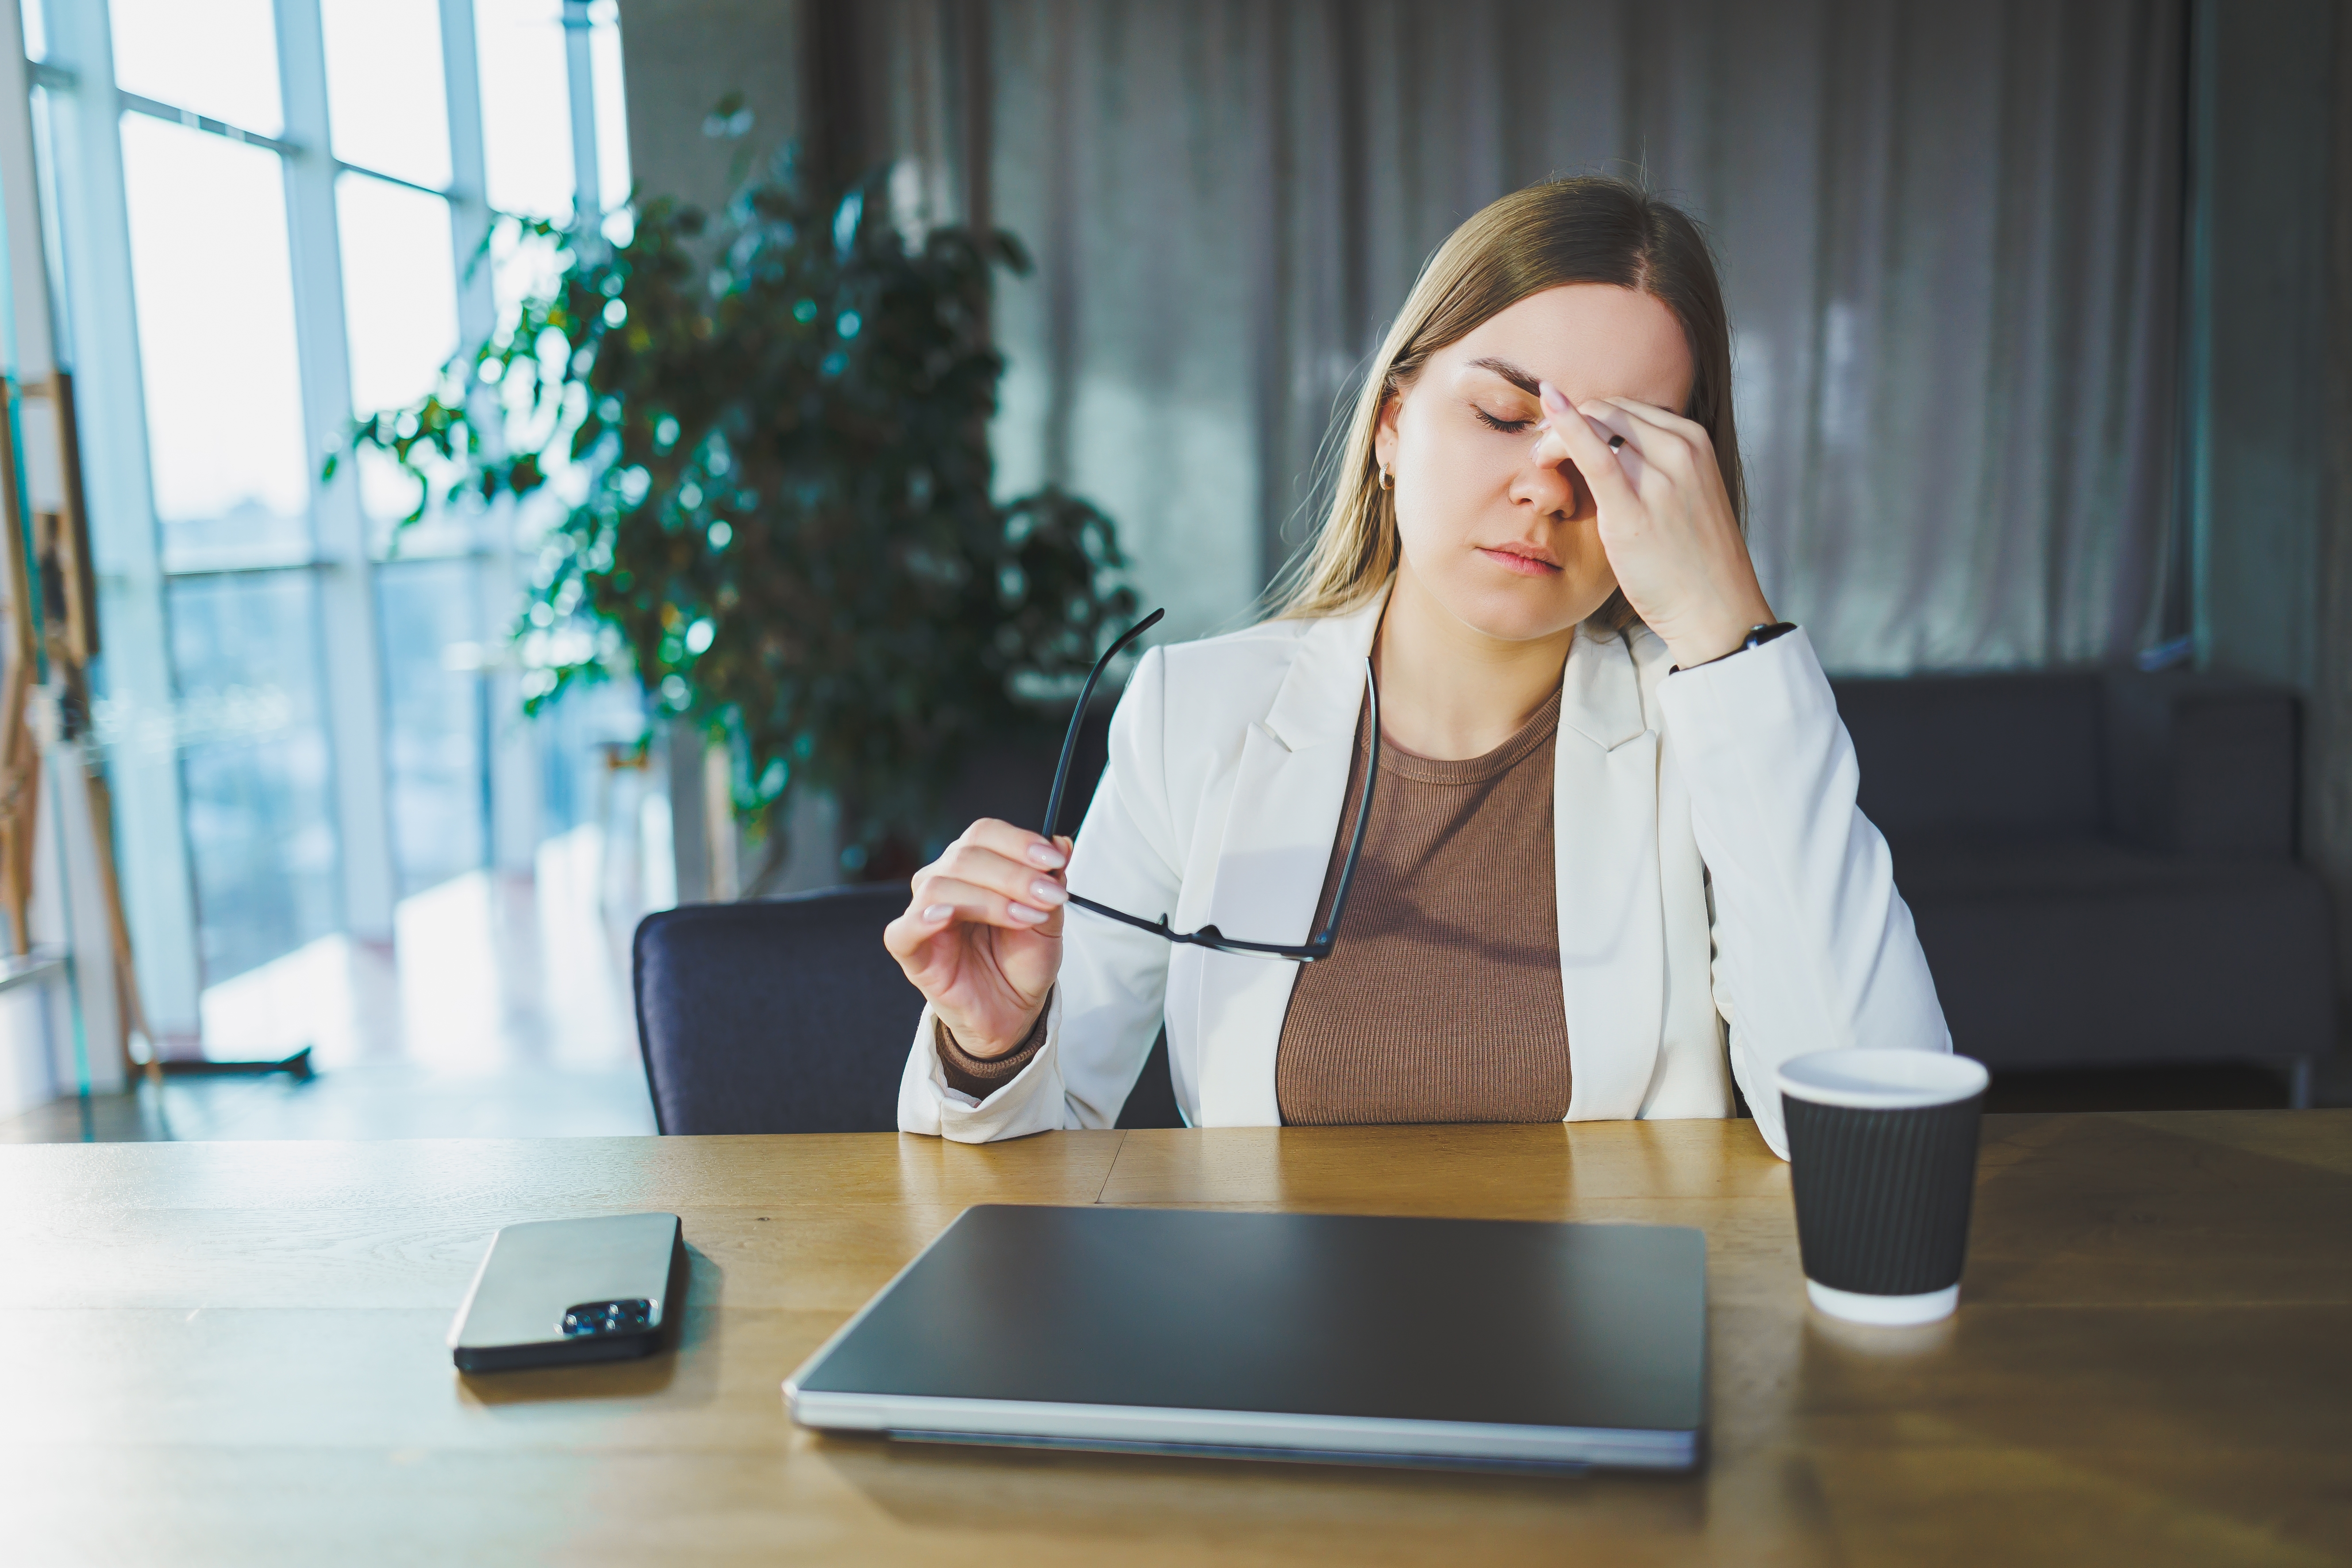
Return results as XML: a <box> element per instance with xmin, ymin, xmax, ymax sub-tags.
<box><xmin>1477</xmin><ymin>545</ymin><xmax>1562</xmax><ymax>577</ymax></box>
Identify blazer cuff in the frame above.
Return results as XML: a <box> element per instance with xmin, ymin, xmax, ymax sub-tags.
<box><xmin>935</xmin><ymin>1000</ymin><xmax>1051</xmax><ymax>1097</ymax></box>
<box><xmin>897</xmin><ymin>989</ymin><xmax>1070</xmax><ymax>1142</ymax></box>
<box><xmin>1728</xmin><ymin>1031</ymin><xmax>1794</xmax><ymax>1161</ymax></box>
<box><xmin>1654</xmin><ymin>624</ymin><xmax>1832</xmax><ymax>768</ymax></box>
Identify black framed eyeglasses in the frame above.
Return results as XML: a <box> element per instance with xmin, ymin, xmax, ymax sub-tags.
<box><xmin>1042</xmin><ymin>608</ymin><xmax>1378</xmax><ymax>963</ymax></box>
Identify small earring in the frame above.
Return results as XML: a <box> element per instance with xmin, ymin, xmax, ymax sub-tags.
<box><xmin>1379</xmin><ymin>467</ymin><xmax>1395</xmax><ymax>492</ymax></box>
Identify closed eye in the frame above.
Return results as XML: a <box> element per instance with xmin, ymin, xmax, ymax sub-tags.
<box><xmin>1472</xmin><ymin>406</ymin><xmax>1532</xmax><ymax>434</ymax></box>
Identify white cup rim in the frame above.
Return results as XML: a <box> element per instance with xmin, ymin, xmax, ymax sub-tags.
<box><xmin>1776</xmin><ymin>1048</ymin><xmax>1988</xmax><ymax>1110</ymax></box>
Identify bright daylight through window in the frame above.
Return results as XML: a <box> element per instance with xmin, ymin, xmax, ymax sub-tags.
<box><xmin>18</xmin><ymin>0</ymin><xmax>648</xmax><ymax>1064</ymax></box>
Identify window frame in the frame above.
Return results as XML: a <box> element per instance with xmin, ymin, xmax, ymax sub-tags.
<box><xmin>20</xmin><ymin>0</ymin><xmax>624</xmax><ymax>1045</ymax></box>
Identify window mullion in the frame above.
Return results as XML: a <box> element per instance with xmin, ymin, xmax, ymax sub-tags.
<box><xmin>561</xmin><ymin>0</ymin><xmax>599</xmax><ymax>232</ymax></box>
<box><xmin>272</xmin><ymin>0</ymin><xmax>396</xmax><ymax>942</ymax></box>
<box><xmin>441</xmin><ymin>0</ymin><xmax>493</xmax><ymax>346</ymax></box>
<box><xmin>441</xmin><ymin>0</ymin><xmax>539</xmax><ymax>873</ymax></box>
<box><xmin>30</xmin><ymin>0</ymin><xmax>205</xmax><ymax>1053</ymax></box>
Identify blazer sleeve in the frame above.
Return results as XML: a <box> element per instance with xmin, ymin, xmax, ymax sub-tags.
<box><xmin>1653</xmin><ymin>629</ymin><xmax>1952</xmax><ymax>1159</ymax></box>
<box><xmin>897</xmin><ymin>646</ymin><xmax>1185</xmax><ymax>1141</ymax></box>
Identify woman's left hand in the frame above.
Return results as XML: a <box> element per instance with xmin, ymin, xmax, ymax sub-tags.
<box><xmin>1535</xmin><ymin>382</ymin><xmax>1775</xmax><ymax>670</ymax></box>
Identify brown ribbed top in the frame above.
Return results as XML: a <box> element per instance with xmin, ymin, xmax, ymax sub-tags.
<box><xmin>936</xmin><ymin>690</ymin><xmax>1571</xmax><ymax>1122</ymax></box>
<box><xmin>1274</xmin><ymin>689</ymin><xmax>1570</xmax><ymax>1124</ymax></box>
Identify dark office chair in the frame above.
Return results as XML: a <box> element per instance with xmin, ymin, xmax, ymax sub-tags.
<box><xmin>631</xmin><ymin>883</ymin><xmax>1182</xmax><ymax>1134</ymax></box>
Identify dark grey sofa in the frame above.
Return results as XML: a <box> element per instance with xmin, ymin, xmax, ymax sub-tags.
<box><xmin>941</xmin><ymin>666</ymin><xmax>2335</xmax><ymax>1102</ymax></box>
<box><xmin>1831</xmin><ymin>670</ymin><xmax>2335</xmax><ymax>1098</ymax></box>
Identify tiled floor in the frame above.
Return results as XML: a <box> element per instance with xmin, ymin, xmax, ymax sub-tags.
<box><xmin>0</xmin><ymin>827</ymin><xmax>658</xmax><ymax>1144</ymax></box>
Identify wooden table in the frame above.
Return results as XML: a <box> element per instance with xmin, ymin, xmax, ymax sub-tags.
<box><xmin>3</xmin><ymin>1113</ymin><xmax>2348</xmax><ymax>1565</ymax></box>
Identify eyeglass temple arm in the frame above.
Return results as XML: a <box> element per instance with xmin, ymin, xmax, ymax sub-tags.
<box><xmin>1298</xmin><ymin>657</ymin><xmax>1379</xmax><ymax>958</ymax></box>
<box><xmin>1043</xmin><ymin>608</ymin><xmax>1164</xmax><ymax>843</ymax></box>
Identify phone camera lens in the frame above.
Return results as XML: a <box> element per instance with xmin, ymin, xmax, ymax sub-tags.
<box><xmin>560</xmin><ymin>1299</ymin><xmax>652</xmax><ymax>1338</ymax></box>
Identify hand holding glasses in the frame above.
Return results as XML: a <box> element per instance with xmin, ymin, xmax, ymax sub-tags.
<box><xmin>884</xmin><ymin>609</ymin><xmax>1380</xmax><ymax>1062</ymax></box>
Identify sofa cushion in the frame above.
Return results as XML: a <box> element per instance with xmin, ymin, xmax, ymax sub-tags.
<box><xmin>1833</xmin><ymin>673</ymin><xmax>2106</xmax><ymax>840</ymax></box>
<box><xmin>1888</xmin><ymin>836</ymin><xmax>2334</xmax><ymax>1068</ymax></box>
<box><xmin>2103</xmin><ymin>674</ymin><xmax>2301</xmax><ymax>856</ymax></box>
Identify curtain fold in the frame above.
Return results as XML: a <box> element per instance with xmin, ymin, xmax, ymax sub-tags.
<box><xmin>859</xmin><ymin>0</ymin><xmax>2183</xmax><ymax>670</ymax></box>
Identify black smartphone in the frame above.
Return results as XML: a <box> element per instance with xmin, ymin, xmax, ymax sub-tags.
<box><xmin>447</xmin><ymin>1212</ymin><xmax>685</xmax><ymax>1372</ymax></box>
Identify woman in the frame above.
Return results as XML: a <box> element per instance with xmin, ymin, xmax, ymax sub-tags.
<box><xmin>885</xmin><ymin>176</ymin><xmax>1949</xmax><ymax>1156</ymax></box>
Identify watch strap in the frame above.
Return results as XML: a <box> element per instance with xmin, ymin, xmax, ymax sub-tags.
<box><xmin>1669</xmin><ymin>621</ymin><xmax>1798</xmax><ymax>674</ymax></box>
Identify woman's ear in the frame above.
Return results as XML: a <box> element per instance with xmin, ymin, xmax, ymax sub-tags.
<box><xmin>1372</xmin><ymin>392</ymin><xmax>1402</xmax><ymax>474</ymax></box>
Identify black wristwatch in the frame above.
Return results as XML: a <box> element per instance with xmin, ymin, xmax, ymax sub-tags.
<box><xmin>1669</xmin><ymin>622</ymin><xmax>1798</xmax><ymax>674</ymax></box>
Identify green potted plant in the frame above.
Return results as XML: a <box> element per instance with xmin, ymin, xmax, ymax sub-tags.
<box><xmin>342</xmin><ymin>153</ymin><xmax>1135</xmax><ymax>889</ymax></box>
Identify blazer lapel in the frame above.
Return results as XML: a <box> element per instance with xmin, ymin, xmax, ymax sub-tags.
<box><xmin>1189</xmin><ymin>593</ymin><xmax>1385</xmax><ymax>1125</ymax></box>
<box><xmin>1555</xmin><ymin>625</ymin><xmax>1667</xmax><ymax>1120</ymax></box>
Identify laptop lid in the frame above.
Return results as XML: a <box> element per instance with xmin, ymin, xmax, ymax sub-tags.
<box><xmin>787</xmin><ymin>1205</ymin><xmax>1705</xmax><ymax>1472</ymax></box>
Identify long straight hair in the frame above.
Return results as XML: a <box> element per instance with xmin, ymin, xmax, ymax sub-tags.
<box><xmin>1270</xmin><ymin>176</ymin><xmax>1745</xmax><ymax>627</ymax></box>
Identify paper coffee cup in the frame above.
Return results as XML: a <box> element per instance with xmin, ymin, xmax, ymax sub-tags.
<box><xmin>1776</xmin><ymin>1049</ymin><xmax>1989</xmax><ymax>1326</ymax></box>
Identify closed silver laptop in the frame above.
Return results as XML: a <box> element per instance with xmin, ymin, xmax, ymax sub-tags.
<box><xmin>787</xmin><ymin>1205</ymin><xmax>1705</xmax><ymax>1472</ymax></box>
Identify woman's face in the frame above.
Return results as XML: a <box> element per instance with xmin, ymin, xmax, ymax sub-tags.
<box><xmin>1374</xmin><ymin>283</ymin><xmax>1695</xmax><ymax>643</ymax></box>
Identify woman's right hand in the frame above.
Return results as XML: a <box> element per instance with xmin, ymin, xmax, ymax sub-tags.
<box><xmin>883</xmin><ymin>819</ymin><xmax>1071</xmax><ymax>1058</ymax></box>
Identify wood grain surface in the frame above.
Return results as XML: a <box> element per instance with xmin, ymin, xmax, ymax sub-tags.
<box><xmin>2</xmin><ymin>1113</ymin><xmax>2346</xmax><ymax>1566</ymax></box>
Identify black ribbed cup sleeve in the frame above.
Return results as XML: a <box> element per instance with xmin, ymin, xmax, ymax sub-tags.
<box><xmin>1783</xmin><ymin>1094</ymin><xmax>1982</xmax><ymax>1297</ymax></box>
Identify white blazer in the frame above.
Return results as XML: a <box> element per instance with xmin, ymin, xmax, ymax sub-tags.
<box><xmin>897</xmin><ymin>591</ymin><xmax>1951</xmax><ymax>1157</ymax></box>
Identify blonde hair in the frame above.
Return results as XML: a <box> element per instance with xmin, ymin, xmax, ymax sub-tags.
<box><xmin>1270</xmin><ymin>176</ymin><xmax>1746</xmax><ymax>626</ymax></box>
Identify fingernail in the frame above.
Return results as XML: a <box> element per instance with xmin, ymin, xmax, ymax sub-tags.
<box><xmin>1007</xmin><ymin>903</ymin><xmax>1049</xmax><ymax>925</ymax></box>
<box><xmin>1028</xmin><ymin>878</ymin><xmax>1067</xmax><ymax>906</ymax></box>
<box><xmin>1025</xmin><ymin>842</ymin><xmax>1067</xmax><ymax>869</ymax></box>
<box><xmin>1540</xmin><ymin>381</ymin><xmax>1569</xmax><ymax>408</ymax></box>
<box><xmin>921</xmin><ymin>904</ymin><xmax>954</xmax><ymax>923</ymax></box>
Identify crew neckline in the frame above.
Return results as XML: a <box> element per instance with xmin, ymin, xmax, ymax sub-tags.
<box><xmin>1370</xmin><ymin>686</ymin><xmax>1563</xmax><ymax>786</ymax></box>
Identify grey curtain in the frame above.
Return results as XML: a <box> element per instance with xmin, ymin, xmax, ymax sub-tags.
<box><xmin>854</xmin><ymin>0</ymin><xmax>2185</xmax><ymax>671</ymax></box>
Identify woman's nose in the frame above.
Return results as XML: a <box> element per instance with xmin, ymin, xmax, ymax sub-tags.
<box><xmin>1513</xmin><ymin>444</ymin><xmax>1583</xmax><ymax>520</ymax></box>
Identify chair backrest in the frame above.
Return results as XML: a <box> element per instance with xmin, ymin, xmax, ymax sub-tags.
<box><xmin>632</xmin><ymin>885</ymin><xmax>923</xmax><ymax>1134</ymax></box>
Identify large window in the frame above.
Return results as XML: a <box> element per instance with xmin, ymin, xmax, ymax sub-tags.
<box><xmin>23</xmin><ymin>0</ymin><xmax>639</xmax><ymax>1052</ymax></box>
